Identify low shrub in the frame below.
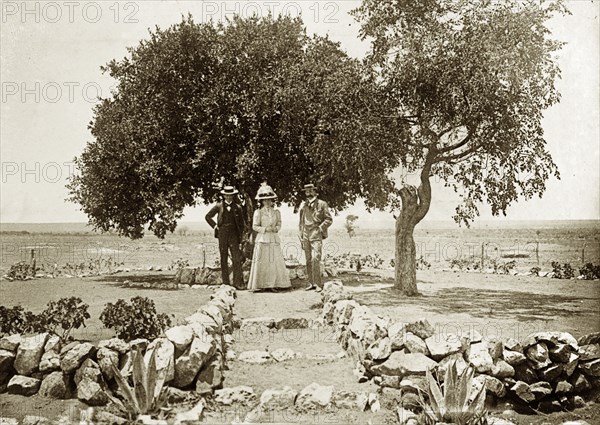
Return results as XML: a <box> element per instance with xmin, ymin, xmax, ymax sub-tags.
<box><xmin>100</xmin><ymin>297</ymin><xmax>172</xmax><ymax>341</ymax></box>
<box><xmin>530</xmin><ymin>266</ymin><xmax>541</xmax><ymax>276</ymax></box>
<box><xmin>580</xmin><ymin>263</ymin><xmax>600</xmax><ymax>280</ymax></box>
<box><xmin>0</xmin><ymin>297</ymin><xmax>90</xmax><ymax>341</ymax></box>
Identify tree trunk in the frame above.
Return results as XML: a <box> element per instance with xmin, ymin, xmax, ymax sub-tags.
<box><xmin>394</xmin><ymin>150</ymin><xmax>435</xmax><ymax>295</ymax></box>
<box><xmin>395</xmin><ymin>193</ymin><xmax>418</xmax><ymax>295</ymax></box>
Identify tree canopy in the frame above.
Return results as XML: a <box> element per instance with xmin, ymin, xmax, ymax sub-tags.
<box><xmin>68</xmin><ymin>15</ymin><xmax>402</xmax><ymax>238</ymax></box>
<box><xmin>353</xmin><ymin>0</ymin><xmax>566</xmax><ymax>225</ymax></box>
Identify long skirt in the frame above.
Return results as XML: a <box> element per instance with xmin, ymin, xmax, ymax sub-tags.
<box><xmin>248</xmin><ymin>242</ymin><xmax>291</xmax><ymax>290</ymax></box>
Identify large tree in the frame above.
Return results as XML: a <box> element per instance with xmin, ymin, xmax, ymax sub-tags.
<box><xmin>353</xmin><ymin>0</ymin><xmax>567</xmax><ymax>295</ymax></box>
<box><xmin>68</xmin><ymin>15</ymin><xmax>402</xmax><ymax>239</ymax></box>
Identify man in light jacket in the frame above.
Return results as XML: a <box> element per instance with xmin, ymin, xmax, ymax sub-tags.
<box><xmin>298</xmin><ymin>183</ymin><xmax>333</xmax><ymax>292</ymax></box>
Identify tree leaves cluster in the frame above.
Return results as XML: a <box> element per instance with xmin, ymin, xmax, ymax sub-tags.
<box><xmin>68</xmin><ymin>15</ymin><xmax>403</xmax><ymax>238</ymax></box>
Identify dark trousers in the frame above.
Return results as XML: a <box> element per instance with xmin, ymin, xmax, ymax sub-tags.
<box><xmin>219</xmin><ymin>225</ymin><xmax>244</xmax><ymax>288</ymax></box>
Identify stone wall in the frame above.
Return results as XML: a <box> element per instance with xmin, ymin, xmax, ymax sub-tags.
<box><xmin>320</xmin><ymin>280</ymin><xmax>600</xmax><ymax>413</ymax></box>
<box><xmin>0</xmin><ymin>285</ymin><xmax>237</xmax><ymax>406</ymax></box>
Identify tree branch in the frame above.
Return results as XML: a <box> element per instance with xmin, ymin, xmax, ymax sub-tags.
<box><xmin>438</xmin><ymin>130</ymin><xmax>473</xmax><ymax>154</ymax></box>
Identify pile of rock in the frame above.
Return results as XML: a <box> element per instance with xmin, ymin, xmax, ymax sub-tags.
<box><xmin>320</xmin><ymin>280</ymin><xmax>600</xmax><ymax>413</ymax></box>
<box><xmin>0</xmin><ymin>285</ymin><xmax>237</xmax><ymax>407</ymax></box>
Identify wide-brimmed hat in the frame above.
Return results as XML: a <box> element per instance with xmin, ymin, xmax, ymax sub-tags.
<box><xmin>255</xmin><ymin>183</ymin><xmax>277</xmax><ymax>200</ymax></box>
<box><xmin>302</xmin><ymin>183</ymin><xmax>317</xmax><ymax>192</ymax></box>
<box><xmin>220</xmin><ymin>185</ymin><xmax>238</xmax><ymax>195</ymax></box>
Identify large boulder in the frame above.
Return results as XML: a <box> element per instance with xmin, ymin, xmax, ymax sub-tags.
<box><xmin>38</xmin><ymin>371</ymin><xmax>71</xmax><ymax>399</ymax></box>
<box><xmin>349</xmin><ymin>307</ymin><xmax>387</xmax><ymax>346</ymax></box>
<box><xmin>490</xmin><ymin>359</ymin><xmax>515</xmax><ymax>379</ymax></box>
<box><xmin>60</xmin><ymin>342</ymin><xmax>96</xmax><ymax>373</ymax></box>
<box><xmin>260</xmin><ymin>386</ymin><xmax>298</xmax><ymax>410</ymax></box>
<box><xmin>144</xmin><ymin>338</ymin><xmax>175</xmax><ymax>383</ymax></box>
<box><xmin>238</xmin><ymin>351</ymin><xmax>271</xmax><ymax>364</ymax></box>
<box><xmin>173</xmin><ymin>335</ymin><xmax>216</xmax><ymax>388</ymax></box>
<box><xmin>474</xmin><ymin>375</ymin><xmax>505</xmax><ymax>398</ymax></box>
<box><xmin>296</xmin><ymin>383</ymin><xmax>334</xmax><ymax>409</ymax></box>
<box><xmin>15</xmin><ymin>333</ymin><xmax>49</xmax><ymax>375</ymax></box>
<box><xmin>185</xmin><ymin>312</ymin><xmax>219</xmax><ymax>336</ymax></box>
<box><xmin>503</xmin><ymin>350</ymin><xmax>526</xmax><ymax>366</ymax></box>
<box><xmin>511</xmin><ymin>381</ymin><xmax>534</xmax><ymax>403</ymax></box>
<box><xmin>371</xmin><ymin>352</ymin><xmax>437</xmax><ymax>376</ymax></box>
<box><xmin>7</xmin><ymin>375</ymin><xmax>41</xmax><ymax>396</ymax></box>
<box><xmin>367</xmin><ymin>337</ymin><xmax>392</xmax><ymax>361</ymax></box>
<box><xmin>524</xmin><ymin>332</ymin><xmax>578</xmax><ymax>351</ymax></box>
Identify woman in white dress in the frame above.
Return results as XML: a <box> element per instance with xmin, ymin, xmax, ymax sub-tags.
<box><xmin>248</xmin><ymin>183</ymin><xmax>291</xmax><ymax>292</ymax></box>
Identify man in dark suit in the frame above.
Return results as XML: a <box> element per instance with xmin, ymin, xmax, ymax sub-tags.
<box><xmin>205</xmin><ymin>186</ymin><xmax>246</xmax><ymax>288</ymax></box>
<box><xmin>299</xmin><ymin>183</ymin><xmax>333</xmax><ymax>292</ymax></box>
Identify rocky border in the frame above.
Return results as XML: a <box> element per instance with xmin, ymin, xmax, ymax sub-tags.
<box><xmin>0</xmin><ymin>285</ymin><xmax>237</xmax><ymax>410</ymax></box>
<box><xmin>320</xmin><ymin>280</ymin><xmax>600</xmax><ymax>417</ymax></box>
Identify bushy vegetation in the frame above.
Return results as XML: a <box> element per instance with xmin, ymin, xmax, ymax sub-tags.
<box><xmin>0</xmin><ymin>297</ymin><xmax>90</xmax><ymax>341</ymax></box>
<box><xmin>551</xmin><ymin>262</ymin><xmax>600</xmax><ymax>280</ymax></box>
<box><xmin>448</xmin><ymin>256</ymin><xmax>515</xmax><ymax>274</ymax></box>
<box><xmin>100</xmin><ymin>297</ymin><xmax>172</xmax><ymax>341</ymax></box>
<box><xmin>580</xmin><ymin>263</ymin><xmax>600</xmax><ymax>280</ymax></box>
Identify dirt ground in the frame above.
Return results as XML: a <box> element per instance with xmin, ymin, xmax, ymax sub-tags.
<box><xmin>1</xmin><ymin>269</ymin><xmax>599</xmax><ymax>424</ymax></box>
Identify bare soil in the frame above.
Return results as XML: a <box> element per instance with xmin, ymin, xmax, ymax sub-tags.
<box><xmin>1</xmin><ymin>268</ymin><xmax>599</xmax><ymax>424</ymax></box>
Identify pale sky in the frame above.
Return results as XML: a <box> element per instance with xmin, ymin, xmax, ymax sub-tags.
<box><xmin>0</xmin><ymin>1</ymin><xmax>598</xmax><ymax>229</ymax></box>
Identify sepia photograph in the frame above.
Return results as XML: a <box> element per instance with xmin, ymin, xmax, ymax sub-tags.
<box><xmin>1</xmin><ymin>0</ymin><xmax>599</xmax><ymax>423</ymax></box>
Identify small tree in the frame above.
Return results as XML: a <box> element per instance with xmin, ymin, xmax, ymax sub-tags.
<box><xmin>345</xmin><ymin>215</ymin><xmax>359</xmax><ymax>238</ymax></box>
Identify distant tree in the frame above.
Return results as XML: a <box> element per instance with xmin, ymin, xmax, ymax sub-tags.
<box><xmin>345</xmin><ymin>215</ymin><xmax>359</xmax><ymax>238</ymax></box>
<box><xmin>353</xmin><ymin>0</ymin><xmax>567</xmax><ymax>295</ymax></box>
<box><xmin>67</xmin><ymin>15</ymin><xmax>400</xmax><ymax>239</ymax></box>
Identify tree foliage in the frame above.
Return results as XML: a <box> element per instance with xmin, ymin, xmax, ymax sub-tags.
<box><xmin>68</xmin><ymin>15</ymin><xmax>402</xmax><ymax>239</ymax></box>
<box><xmin>353</xmin><ymin>0</ymin><xmax>567</xmax><ymax>224</ymax></box>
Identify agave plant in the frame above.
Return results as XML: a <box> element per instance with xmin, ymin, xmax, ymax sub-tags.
<box><xmin>419</xmin><ymin>360</ymin><xmax>488</xmax><ymax>425</ymax></box>
<box><xmin>110</xmin><ymin>346</ymin><xmax>168</xmax><ymax>418</ymax></box>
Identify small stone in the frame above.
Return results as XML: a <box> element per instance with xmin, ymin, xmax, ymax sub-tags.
<box><xmin>468</xmin><ymin>342</ymin><xmax>494</xmax><ymax>373</ymax></box>
<box><xmin>565</xmin><ymin>352</ymin><xmax>580</xmax><ymax>376</ymax></box>
<box><xmin>260</xmin><ymin>386</ymin><xmax>298</xmax><ymax>410</ymax></box>
<box><xmin>60</xmin><ymin>342</ymin><xmax>96</xmax><ymax>373</ymax></box>
<box><xmin>513</xmin><ymin>363</ymin><xmax>538</xmax><ymax>384</ymax></box>
<box><xmin>572</xmin><ymin>395</ymin><xmax>586</xmax><ymax>408</ymax></box>
<box><xmin>538</xmin><ymin>364</ymin><xmax>563</xmax><ymax>382</ymax></box>
<box><xmin>38</xmin><ymin>372</ymin><xmax>70</xmax><ymax>399</ymax></box>
<box><xmin>74</xmin><ymin>359</ymin><xmax>103</xmax><ymax>386</ymax></box>
<box><xmin>579</xmin><ymin>344</ymin><xmax>600</xmax><ymax>361</ymax></box>
<box><xmin>164</xmin><ymin>387</ymin><xmax>189</xmax><ymax>404</ymax></box>
<box><xmin>332</xmin><ymin>390</ymin><xmax>368</xmax><ymax>410</ymax></box>
<box><xmin>15</xmin><ymin>333</ymin><xmax>49</xmax><ymax>376</ymax></box>
<box><xmin>96</xmin><ymin>347</ymin><xmax>119</xmax><ymax>381</ymax></box>
<box><xmin>424</xmin><ymin>334</ymin><xmax>462</xmax><ymax>360</ymax></box>
<box><xmin>475</xmin><ymin>375</ymin><xmax>506</xmax><ymax>398</ymax></box>
<box><xmin>367</xmin><ymin>337</ymin><xmax>392</xmax><ymax>360</ymax></box>
<box><xmin>554</xmin><ymin>380</ymin><xmax>573</xmax><ymax>394</ymax></box>
<box><xmin>270</xmin><ymin>348</ymin><xmax>296</xmax><ymax>362</ymax></box>
<box><xmin>549</xmin><ymin>343</ymin><xmax>573</xmax><ymax>363</ymax></box>
<box><xmin>214</xmin><ymin>386</ymin><xmax>256</xmax><ymax>405</ymax></box>
<box><xmin>504</xmin><ymin>338</ymin><xmax>522</xmax><ymax>353</ymax></box>
<box><xmin>43</xmin><ymin>335</ymin><xmax>61</xmax><ymax>353</ymax></box>
<box><xmin>77</xmin><ymin>378</ymin><xmax>109</xmax><ymax>406</ymax></box>
<box><xmin>402</xmin><ymin>333</ymin><xmax>429</xmax><ymax>355</ymax></box>
<box><xmin>21</xmin><ymin>415</ymin><xmax>50</xmax><ymax>425</ymax></box>
<box><xmin>529</xmin><ymin>381</ymin><xmax>552</xmax><ymax>400</ymax></box>
<box><xmin>397</xmin><ymin>407</ymin><xmax>418</xmax><ymax>424</ymax></box>
<box><xmin>7</xmin><ymin>375</ymin><xmax>41</xmax><ymax>396</ymax></box>
<box><xmin>578</xmin><ymin>332</ymin><xmax>600</xmax><ymax>346</ymax></box>
<box><xmin>238</xmin><ymin>350</ymin><xmax>271</xmax><ymax>364</ymax></box>
<box><xmin>371</xmin><ymin>352</ymin><xmax>437</xmax><ymax>376</ymax></box>
<box><xmin>0</xmin><ymin>334</ymin><xmax>22</xmax><ymax>352</ymax></box>
<box><xmin>510</xmin><ymin>381</ymin><xmax>534</xmax><ymax>403</ymax></box>
<box><xmin>296</xmin><ymin>383</ymin><xmax>334</xmax><ymax>409</ymax></box>
<box><xmin>503</xmin><ymin>350</ymin><xmax>526</xmax><ymax>366</ymax></box>
<box><xmin>195</xmin><ymin>355</ymin><xmax>223</xmax><ymax>394</ymax></box>
<box><xmin>165</xmin><ymin>325</ymin><xmax>194</xmax><ymax>352</ymax></box>
<box><xmin>491</xmin><ymin>359</ymin><xmax>515</xmax><ymax>379</ymax></box>
<box><xmin>570</xmin><ymin>372</ymin><xmax>591</xmax><ymax>392</ymax></box>
<box><xmin>525</xmin><ymin>343</ymin><xmax>551</xmax><ymax>370</ymax></box>
<box><xmin>38</xmin><ymin>351</ymin><xmax>60</xmax><ymax>373</ymax></box>
<box><xmin>98</xmin><ymin>338</ymin><xmax>129</xmax><ymax>354</ymax></box>
<box><xmin>404</xmin><ymin>320</ymin><xmax>435</xmax><ymax>340</ymax></box>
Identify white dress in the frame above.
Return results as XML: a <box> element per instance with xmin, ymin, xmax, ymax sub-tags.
<box><xmin>247</xmin><ymin>207</ymin><xmax>291</xmax><ymax>290</ymax></box>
